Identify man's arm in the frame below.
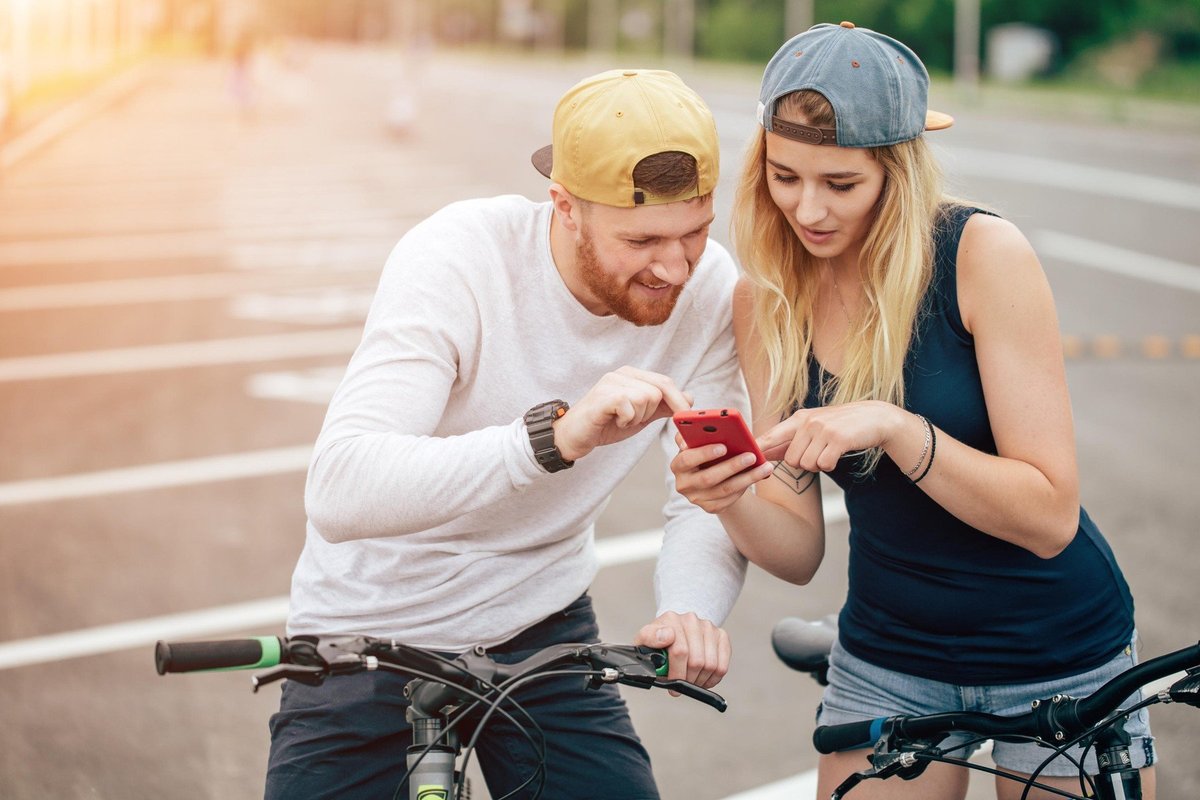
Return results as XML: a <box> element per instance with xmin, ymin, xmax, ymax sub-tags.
<box><xmin>304</xmin><ymin>211</ymin><xmax>551</xmax><ymax>543</ymax></box>
<box><xmin>636</xmin><ymin>246</ymin><xmax>749</xmax><ymax>689</ymax></box>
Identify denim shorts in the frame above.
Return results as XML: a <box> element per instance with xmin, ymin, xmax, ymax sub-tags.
<box><xmin>816</xmin><ymin>634</ymin><xmax>1156</xmax><ymax>776</ymax></box>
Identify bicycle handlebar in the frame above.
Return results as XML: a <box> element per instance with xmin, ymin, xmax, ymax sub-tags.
<box><xmin>812</xmin><ymin>641</ymin><xmax>1200</xmax><ymax>754</ymax></box>
<box><xmin>155</xmin><ymin>636</ymin><xmax>284</xmax><ymax>673</ymax></box>
<box><xmin>154</xmin><ymin>634</ymin><xmax>728</xmax><ymax>713</ymax></box>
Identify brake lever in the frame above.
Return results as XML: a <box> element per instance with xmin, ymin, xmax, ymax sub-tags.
<box><xmin>1168</xmin><ymin>668</ymin><xmax>1200</xmax><ymax>707</ymax></box>
<box><xmin>829</xmin><ymin>748</ymin><xmax>932</xmax><ymax>799</ymax></box>
<box><xmin>251</xmin><ymin>663</ymin><xmax>327</xmax><ymax>691</ymax></box>
<box><xmin>829</xmin><ymin>720</ymin><xmax>939</xmax><ymax>797</ymax></box>
<box><xmin>652</xmin><ymin>678</ymin><xmax>727</xmax><ymax>712</ymax></box>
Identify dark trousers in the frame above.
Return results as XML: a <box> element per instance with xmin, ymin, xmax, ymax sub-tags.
<box><xmin>265</xmin><ymin>594</ymin><xmax>659</xmax><ymax>800</ymax></box>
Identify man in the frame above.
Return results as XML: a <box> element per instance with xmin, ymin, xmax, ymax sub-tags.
<box><xmin>266</xmin><ymin>68</ymin><xmax>748</xmax><ymax>799</ymax></box>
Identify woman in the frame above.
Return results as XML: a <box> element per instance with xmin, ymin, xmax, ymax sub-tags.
<box><xmin>671</xmin><ymin>22</ymin><xmax>1156</xmax><ymax>800</ymax></box>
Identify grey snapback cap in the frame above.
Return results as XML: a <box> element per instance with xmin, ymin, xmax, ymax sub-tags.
<box><xmin>757</xmin><ymin>21</ymin><xmax>953</xmax><ymax>148</ymax></box>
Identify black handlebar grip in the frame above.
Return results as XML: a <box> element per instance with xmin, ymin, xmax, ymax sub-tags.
<box><xmin>813</xmin><ymin>717</ymin><xmax>886</xmax><ymax>754</ymax></box>
<box><xmin>155</xmin><ymin>636</ymin><xmax>284</xmax><ymax>674</ymax></box>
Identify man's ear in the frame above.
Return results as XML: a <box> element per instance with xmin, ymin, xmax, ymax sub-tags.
<box><xmin>548</xmin><ymin>184</ymin><xmax>582</xmax><ymax>233</ymax></box>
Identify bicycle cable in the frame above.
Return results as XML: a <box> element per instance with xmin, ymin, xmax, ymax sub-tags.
<box><xmin>1019</xmin><ymin>693</ymin><xmax>1162</xmax><ymax>800</ymax></box>
<box><xmin>458</xmin><ymin>668</ymin><xmax>609</xmax><ymax>800</ymax></box>
<box><xmin>375</xmin><ymin>661</ymin><xmax>545</xmax><ymax>800</ymax></box>
<box><xmin>910</xmin><ymin>745</ymin><xmax>1090</xmax><ymax>800</ymax></box>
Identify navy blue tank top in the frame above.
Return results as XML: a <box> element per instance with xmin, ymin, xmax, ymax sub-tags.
<box><xmin>803</xmin><ymin>205</ymin><xmax>1134</xmax><ymax>684</ymax></box>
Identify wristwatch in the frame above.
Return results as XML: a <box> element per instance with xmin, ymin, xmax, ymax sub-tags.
<box><xmin>524</xmin><ymin>400</ymin><xmax>575</xmax><ymax>473</ymax></box>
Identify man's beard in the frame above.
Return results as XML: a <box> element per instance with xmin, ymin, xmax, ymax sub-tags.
<box><xmin>576</xmin><ymin>229</ymin><xmax>688</xmax><ymax>327</ymax></box>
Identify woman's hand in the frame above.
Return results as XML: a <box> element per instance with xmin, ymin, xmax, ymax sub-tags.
<box><xmin>671</xmin><ymin>434</ymin><xmax>774</xmax><ymax>514</ymax></box>
<box><xmin>759</xmin><ymin>401</ymin><xmax>907</xmax><ymax>473</ymax></box>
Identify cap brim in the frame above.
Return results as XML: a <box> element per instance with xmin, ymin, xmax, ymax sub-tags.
<box><xmin>925</xmin><ymin>110</ymin><xmax>954</xmax><ymax>131</ymax></box>
<box><xmin>531</xmin><ymin>144</ymin><xmax>553</xmax><ymax>179</ymax></box>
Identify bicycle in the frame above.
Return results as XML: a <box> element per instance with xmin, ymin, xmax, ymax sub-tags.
<box><xmin>155</xmin><ymin>633</ymin><xmax>726</xmax><ymax>800</ymax></box>
<box><xmin>770</xmin><ymin>616</ymin><xmax>1200</xmax><ymax>800</ymax></box>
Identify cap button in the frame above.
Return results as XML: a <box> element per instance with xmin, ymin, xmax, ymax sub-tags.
<box><xmin>839</xmin><ymin>20</ymin><xmax>855</xmax><ymax>28</ymax></box>
<box><xmin>623</xmin><ymin>70</ymin><xmax>638</xmax><ymax>77</ymax></box>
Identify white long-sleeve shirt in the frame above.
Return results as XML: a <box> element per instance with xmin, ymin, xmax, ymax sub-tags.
<box><xmin>287</xmin><ymin>195</ymin><xmax>748</xmax><ymax>650</ymax></box>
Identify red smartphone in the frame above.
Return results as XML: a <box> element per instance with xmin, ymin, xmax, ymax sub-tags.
<box><xmin>672</xmin><ymin>408</ymin><xmax>766</xmax><ymax>470</ymax></box>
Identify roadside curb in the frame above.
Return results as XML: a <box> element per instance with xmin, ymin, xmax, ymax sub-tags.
<box><xmin>0</xmin><ymin>62</ymin><xmax>155</xmax><ymax>172</ymax></box>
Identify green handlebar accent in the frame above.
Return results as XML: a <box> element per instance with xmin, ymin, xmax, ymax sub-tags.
<box><xmin>253</xmin><ymin>635</ymin><xmax>283</xmax><ymax>668</ymax></box>
<box><xmin>209</xmin><ymin>636</ymin><xmax>282</xmax><ymax>672</ymax></box>
<box><xmin>655</xmin><ymin>650</ymin><xmax>669</xmax><ymax>677</ymax></box>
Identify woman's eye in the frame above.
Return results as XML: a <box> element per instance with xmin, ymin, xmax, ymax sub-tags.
<box><xmin>771</xmin><ymin>173</ymin><xmax>798</xmax><ymax>184</ymax></box>
<box><xmin>829</xmin><ymin>182</ymin><xmax>854</xmax><ymax>193</ymax></box>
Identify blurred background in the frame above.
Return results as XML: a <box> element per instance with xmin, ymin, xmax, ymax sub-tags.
<box><xmin>0</xmin><ymin>2</ymin><xmax>1197</xmax><ymax>799</ymax></box>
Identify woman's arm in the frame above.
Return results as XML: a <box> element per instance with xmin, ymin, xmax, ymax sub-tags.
<box><xmin>917</xmin><ymin>212</ymin><xmax>1081</xmax><ymax>556</ymax></box>
<box><xmin>672</xmin><ymin>278</ymin><xmax>826</xmax><ymax>584</ymax></box>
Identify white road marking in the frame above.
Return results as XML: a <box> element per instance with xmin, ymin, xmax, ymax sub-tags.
<box><xmin>0</xmin><ymin>65</ymin><xmax>150</xmax><ymax>170</ymax></box>
<box><xmin>0</xmin><ymin>446</ymin><xmax>313</xmax><ymax>506</ymax></box>
<box><xmin>0</xmin><ymin>327</ymin><xmax>361</xmax><ymax>382</ymax></box>
<box><xmin>0</xmin><ymin>530</ymin><xmax>663</xmax><ymax>669</ymax></box>
<box><xmin>245</xmin><ymin>367</ymin><xmax>346</xmax><ymax>404</ymax></box>
<box><xmin>0</xmin><ymin>597</ymin><xmax>292</xmax><ymax>671</ymax></box>
<box><xmin>1032</xmin><ymin>230</ymin><xmax>1200</xmax><ymax>293</ymax></box>
<box><xmin>720</xmin><ymin>770</ymin><xmax>817</xmax><ymax>799</ymax></box>
<box><xmin>0</xmin><ymin>228</ymin><xmax>398</xmax><ymax>268</ymax></box>
<box><xmin>940</xmin><ymin>145</ymin><xmax>1200</xmax><ymax>212</ymax></box>
<box><xmin>0</xmin><ymin>500</ymin><xmax>849</xmax><ymax>670</ymax></box>
<box><xmin>227</xmin><ymin>287</ymin><xmax>374</xmax><ymax>324</ymax></box>
<box><xmin>0</xmin><ymin>271</ymin><xmax>377</xmax><ymax>311</ymax></box>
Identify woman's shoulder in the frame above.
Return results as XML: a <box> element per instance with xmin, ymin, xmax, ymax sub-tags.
<box><xmin>958</xmin><ymin>211</ymin><xmax>1037</xmax><ymax>273</ymax></box>
<box><xmin>955</xmin><ymin>210</ymin><xmax>1047</xmax><ymax>334</ymax></box>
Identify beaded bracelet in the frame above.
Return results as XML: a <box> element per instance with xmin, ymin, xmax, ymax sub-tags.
<box><xmin>904</xmin><ymin>415</ymin><xmax>932</xmax><ymax>478</ymax></box>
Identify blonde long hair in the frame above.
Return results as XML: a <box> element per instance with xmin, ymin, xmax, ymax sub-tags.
<box><xmin>732</xmin><ymin>91</ymin><xmax>947</xmax><ymax>471</ymax></box>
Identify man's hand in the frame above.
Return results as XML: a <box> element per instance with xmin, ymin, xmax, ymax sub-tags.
<box><xmin>554</xmin><ymin>366</ymin><xmax>692</xmax><ymax>462</ymax></box>
<box><xmin>634</xmin><ymin>611</ymin><xmax>730</xmax><ymax>691</ymax></box>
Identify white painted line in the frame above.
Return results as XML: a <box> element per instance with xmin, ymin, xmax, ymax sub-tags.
<box><xmin>1144</xmin><ymin>671</ymin><xmax>1186</xmax><ymax>697</ymax></box>
<box><xmin>0</xmin><ymin>227</ymin><xmax>397</xmax><ymax>269</ymax></box>
<box><xmin>721</xmin><ymin>769</ymin><xmax>817</xmax><ymax>799</ymax></box>
<box><xmin>941</xmin><ymin>146</ymin><xmax>1200</xmax><ymax>212</ymax></box>
<box><xmin>595</xmin><ymin>528</ymin><xmax>664</xmax><ymax>566</ymax></box>
<box><xmin>1032</xmin><ymin>231</ymin><xmax>1200</xmax><ymax>293</ymax></box>
<box><xmin>0</xmin><ymin>494</ymin><xmax>851</xmax><ymax>670</ymax></box>
<box><xmin>0</xmin><ymin>446</ymin><xmax>313</xmax><ymax>507</ymax></box>
<box><xmin>245</xmin><ymin>367</ymin><xmax>345</xmax><ymax>404</ymax></box>
<box><xmin>227</xmin><ymin>286</ymin><xmax>374</xmax><ymax>324</ymax></box>
<box><xmin>0</xmin><ymin>65</ymin><xmax>150</xmax><ymax>171</ymax></box>
<box><xmin>0</xmin><ymin>327</ymin><xmax>361</xmax><ymax>382</ymax></box>
<box><xmin>0</xmin><ymin>597</ymin><xmax>291</xmax><ymax>671</ymax></box>
<box><xmin>0</xmin><ymin>529</ymin><xmax>664</xmax><ymax>670</ymax></box>
<box><xmin>0</xmin><ymin>271</ymin><xmax>377</xmax><ymax>311</ymax></box>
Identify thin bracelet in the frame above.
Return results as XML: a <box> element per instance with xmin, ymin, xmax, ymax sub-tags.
<box><xmin>904</xmin><ymin>415</ymin><xmax>932</xmax><ymax>478</ymax></box>
<box><xmin>912</xmin><ymin>422</ymin><xmax>937</xmax><ymax>484</ymax></box>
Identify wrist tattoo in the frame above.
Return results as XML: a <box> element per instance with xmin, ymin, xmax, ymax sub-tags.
<box><xmin>773</xmin><ymin>462</ymin><xmax>816</xmax><ymax>495</ymax></box>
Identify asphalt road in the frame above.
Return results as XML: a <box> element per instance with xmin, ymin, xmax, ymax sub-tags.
<box><xmin>0</xmin><ymin>43</ymin><xmax>1196</xmax><ymax>800</ymax></box>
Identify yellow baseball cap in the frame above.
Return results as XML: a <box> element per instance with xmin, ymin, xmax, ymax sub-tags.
<box><xmin>531</xmin><ymin>69</ymin><xmax>719</xmax><ymax>208</ymax></box>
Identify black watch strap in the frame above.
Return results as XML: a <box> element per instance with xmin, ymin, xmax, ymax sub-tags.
<box><xmin>524</xmin><ymin>400</ymin><xmax>574</xmax><ymax>473</ymax></box>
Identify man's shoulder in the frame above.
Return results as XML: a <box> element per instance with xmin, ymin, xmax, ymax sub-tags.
<box><xmin>425</xmin><ymin>194</ymin><xmax>546</xmax><ymax>229</ymax></box>
<box><xmin>393</xmin><ymin>195</ymin><xmax>549</xmax><ymax>263</ymax></box>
